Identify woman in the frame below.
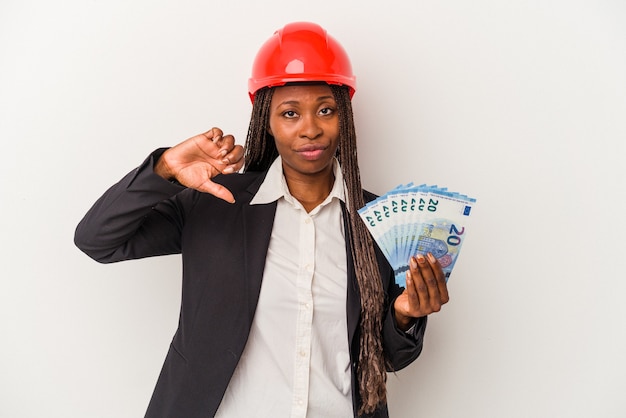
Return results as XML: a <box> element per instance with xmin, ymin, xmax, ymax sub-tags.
<box><xmin>75</xmin><ymin>21</ymin><xmax>449</xmax><ymax>418</ymax></box>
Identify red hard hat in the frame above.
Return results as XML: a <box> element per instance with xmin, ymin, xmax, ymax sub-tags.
<box><xmin>248</xmin><ymin>21</ymin><xmax>357</xmax><ymax>102</ymax></box>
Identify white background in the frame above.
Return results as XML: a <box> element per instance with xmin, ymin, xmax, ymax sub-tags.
<box><xmin>1</xmin><ymin>0</ymin><xmax>625</xmax><ymax>417</ymax></box>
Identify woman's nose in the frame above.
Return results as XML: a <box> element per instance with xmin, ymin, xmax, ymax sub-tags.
<box><xmin>299</xmin><ymin>113</ymin><xmax>323</xmax><ymax>140</ymax></box>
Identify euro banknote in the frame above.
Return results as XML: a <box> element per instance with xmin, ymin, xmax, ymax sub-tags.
<box><xmin>358</xmin><ymin>184</ymin><xmax>476</xmax><ymax>287</ymax></box>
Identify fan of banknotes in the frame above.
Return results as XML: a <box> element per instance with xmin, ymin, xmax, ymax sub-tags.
<box><xmin>358</xmin><ymin>183</ymin><xmax>476</xmax><ymax>287</ymax></box>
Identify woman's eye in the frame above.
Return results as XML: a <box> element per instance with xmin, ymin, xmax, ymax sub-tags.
<box><xmin>283</xmin><ymin>110</ymin><xmax>297</xmax><ymax>118</ymax></box>
<box><xmin>319</xmin><ymin>107</ymin><xmax>334</xmax><ymax>116</ymax></box>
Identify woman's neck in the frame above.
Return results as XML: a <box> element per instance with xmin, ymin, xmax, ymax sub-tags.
<box><xmin>283</xmin><ymin>167</ymin><xmax>335</xmax><ymax>213</ymax></box>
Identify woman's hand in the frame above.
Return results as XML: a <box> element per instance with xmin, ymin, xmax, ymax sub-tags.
<box><xmin>393</xmin><ymin>253</ymin><xmax>450</xmax><ymax>331</ymax></box>
<box><xmin>155</xmin><ymin>128</ymin><xmax>244</xmax><ymax>203</ymax></box>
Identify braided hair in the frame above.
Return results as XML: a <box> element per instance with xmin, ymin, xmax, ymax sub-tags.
<box><xmin>243</xmin><ymin>84</ymin><xmax>387</xmax><ymax>415</ymax></box>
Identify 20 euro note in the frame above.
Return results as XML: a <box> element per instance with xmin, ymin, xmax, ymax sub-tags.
<box><xmin>358</xmin><ymin>184</ymin><xmax>476</xmax><ymax>287</ymax></box>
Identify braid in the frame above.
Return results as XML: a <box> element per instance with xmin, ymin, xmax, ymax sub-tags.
<box><xmin>244</xmin><ymin>87</ymin><xmax>277</xmax><ymax>172</ymax></box>
<box><xmin>331</xmin><ymin>85</ymin><xmax>387</xmax><ymax>415</ymax></box>
<box><xmin>244</xmin><ymin>84</ymin><xmax>387</xmax><ymax>415</ymax></box>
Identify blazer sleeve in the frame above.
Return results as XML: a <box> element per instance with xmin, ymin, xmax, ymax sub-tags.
<box><xmin>74</xmin><ymin>149</ymin><xmax>190</xmax><ymax>263</ymax></box>
<box><xmin>378</xmin><ymin>262</ymin><xmax>428</xmax><ymax>372</ymax></box>
<box><xmin>382</xmin><ymin>297</ymin><xmax>427</xmax><ymax>372</ymax></box>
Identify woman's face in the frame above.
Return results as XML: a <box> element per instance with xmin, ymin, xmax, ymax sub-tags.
<box><xmin>268</xmin><ymin>83</ymin><xmax>340</xmax><ymax>180</ymax></box>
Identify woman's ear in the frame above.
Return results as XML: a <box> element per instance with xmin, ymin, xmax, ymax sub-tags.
<box><xmin>266</xmin><ymin>126</ymin><xmax>273</xmax><ymax>137</ymax></box>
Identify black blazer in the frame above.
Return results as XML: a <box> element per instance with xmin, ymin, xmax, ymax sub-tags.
<box><xmin>75</xmin><ymin>150</ymin><xmax>426</xmax><ymax>418</ymax></box>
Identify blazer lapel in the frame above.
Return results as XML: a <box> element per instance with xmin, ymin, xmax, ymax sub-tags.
<box><xmin>342</xmin><ymin>202</ymin><xmax>362</xmax><ymax>344</ymax></box>
<box><xmin>241</xmin><ymin>176</ymin><xmax>278</xmax><ymax>323</ymax></box>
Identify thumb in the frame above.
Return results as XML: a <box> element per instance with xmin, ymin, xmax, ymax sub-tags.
<box><xmin>195</xmin><ymin>178</ymin><xmax>236</xmax><ymax>203</ymax></box>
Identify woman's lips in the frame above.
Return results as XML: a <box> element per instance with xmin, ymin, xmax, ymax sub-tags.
<box><xmin>296</xmin><ymin>145</ymin><xmax>327</xmax><ymax>160</ymax></box>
